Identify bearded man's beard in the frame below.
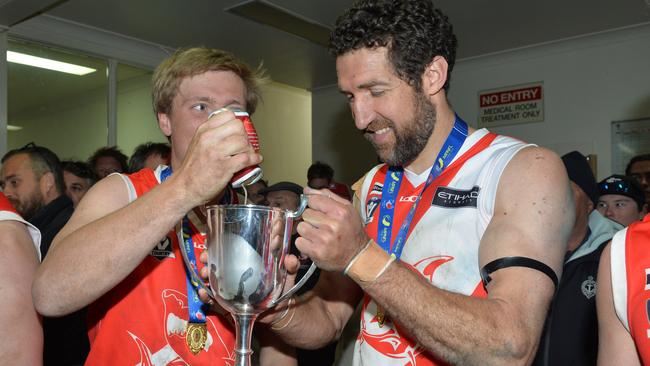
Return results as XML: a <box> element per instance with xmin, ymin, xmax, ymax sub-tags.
<box><xmin>366</xmin><ymin>92</ymin><xmax>436</xmax><ymax>167</ymax></box>
<box><xmin>11</xmin><ymin>189</ymin><xmax>44</xmax><ymax>220</ymax></box>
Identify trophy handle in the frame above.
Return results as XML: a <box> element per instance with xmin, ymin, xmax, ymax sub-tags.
<box><xmin>287</xmin><ymin>194</ymin><xmax>308</xmax><ymax>218</ymax></box>
<box><xmin>269</xmin><ymin>262</ymin><xmax>317</xmax><ymax>307</ymax></box>
<box><xmin>270</xmin><ymin>193</ymin><xmax>316</xmax><ymax>306</ymax></box>
<box><xmin>178</xmin><ymin>230</ymin><xmax>214</xmax><ymax>299</ymax></box>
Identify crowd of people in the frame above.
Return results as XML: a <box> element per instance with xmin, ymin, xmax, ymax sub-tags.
<box><xmin>2</xmin><ymin>1</ymin><xmax>650</xmax><ymax>365</ymax></box>
<box><xmin>0</xmin><ymin>141</ymin><xmax>171</xmax><ymax>365</ymax></box>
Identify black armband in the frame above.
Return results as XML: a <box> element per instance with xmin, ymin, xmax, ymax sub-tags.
<box><xmin>480</xmin><ymin>256</ymin><xmax>559</xmax><ymax>290</ymax></box>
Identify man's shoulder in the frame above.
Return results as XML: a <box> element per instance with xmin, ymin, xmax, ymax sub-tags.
<box><xmin>124</xmin><ymin>168</ymin><xmax>159</xmax><ymax>197</ymax></box>
<box><xmin>498</xmin><ymin>146</ymin><xmax>565</xmax><ymax>187</ymax></box>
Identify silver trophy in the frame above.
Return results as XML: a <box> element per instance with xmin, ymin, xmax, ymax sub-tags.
<box><xmin>180</xmin><ymin>196</ymin><xmax>316</xmax><ymax>366</ymax></box>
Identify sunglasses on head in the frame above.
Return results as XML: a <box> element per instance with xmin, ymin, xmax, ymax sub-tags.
<box><xmin>599</xmin><ymin>181</ymin><xmax>634</xmax><ymax>195</ymax></box>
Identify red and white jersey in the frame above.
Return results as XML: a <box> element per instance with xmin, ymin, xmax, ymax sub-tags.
<box><xmin>354</xmin><ymin>129</ymin><xmax>531</xmax><ymax>365</ymax></box>
<box><xmin>85</xmin><ymin>167</ymin><xmax>236</xmax><ymax>365</ymax></box>
<box><xmin>610</xmin><ymin>214</ymin><xmax>650</xmax><ymax>364</ymax></box>
<box><xmin>0</xmin><ymin>192</ymin><xmax>41</xmax><ymax>260</ymax></box>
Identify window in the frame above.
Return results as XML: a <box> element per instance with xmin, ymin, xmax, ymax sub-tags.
<box><xmin>7</xmin><ymin>39</ymin><xmax>108</xmax><ymax>161</ymax></box>
<box><xmin>116</xmin><ymin>63</ymin><xmax>166</xmax><ymax>158</ymax></box>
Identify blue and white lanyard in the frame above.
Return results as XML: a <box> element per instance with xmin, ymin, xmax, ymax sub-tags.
<box><xmin>376</xmin><ymin>116</ymin><xmax>468</xmax><ymax>260</ymax></box>
<box><xmin>160</xmin><ymin>167</ymin><xmax>207</xmax><ymax>324</ymax></box>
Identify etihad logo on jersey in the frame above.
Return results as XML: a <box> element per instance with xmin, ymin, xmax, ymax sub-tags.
<box><xmin>151</xmin><ymin>235</ymin><xmax>176</xmax><ymax>260</ymax></box>
<box><xmin>431</xmin><ymin>186</ymin><xmax>480</xmax><ymax>208</ymax></box>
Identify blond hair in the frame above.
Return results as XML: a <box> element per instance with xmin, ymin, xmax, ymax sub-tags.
<box><xmin>152</xmin><ymin>47</ymin><xmax>265</xmax><ymax>116</ymax></box>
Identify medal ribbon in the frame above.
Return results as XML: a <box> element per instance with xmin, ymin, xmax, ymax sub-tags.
<box><xmin>376</xmin><ymin>115</ymin><xmax>468</xmax><ymax>260</ymax></box>
<box><xmin>160</xmin><ymin>167</ymin><xmax>208</xmax><ymax>325</ymax></box>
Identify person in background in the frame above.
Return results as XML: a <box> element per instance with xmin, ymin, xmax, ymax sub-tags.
<box><xmin>88</xmin><ymin>146</ymin><xmax>128</xmax><ymax>178</ymax></box>
<box><xmin>128</xmin><ymin>142</ymin><xmax>171</xmax><ymax>172</ymax></box>
<box><xmin>257</xmin><ymin>181</ymin><xmax>334</xmax><ymax>366</ymax></box>
<box><xmin>61</xmin><ymin>160</ymin><xmax>98</xmax><ymax>208</ymax></box>
<box><xmin>0</xmin><ymin>192</ymin><xmax>42</xmax><ymax>366</ymax></box>
<box><xmin>307</xmin><ymin>161</ymin><xmax>352</xmax><ymax>201</ymax></box>
<box><xmin>1</xmin><ymin>143</ymin><xmax>73</xmax><ymax>257</ymax></box>
<box><xmin>261</xmin><ymin>181</ymin><xmax>319</xmax><ymax>289</ymax></box>
<box><xmin>626</xmin><ymin>153</ymin><xmax>650</xmax><ymax>205</ymax></box>
<box><xmin>533</xmin><ymin>151</ymin><xmax>622</xmax><ymax>366</ymax></box>
<box><xmin>237</xmin><ymin>178</ymin><xmax>267</xmax><ymax>205</ymax></box>
<box><xmin>597</xmin><ymin>174</ymin><xmax>647</xmax><ymax>227</ymax></box>
<box><xmin>0</xmin><ymin>143</ymin><xmax>88</xmax><ymax>365</ymax></box>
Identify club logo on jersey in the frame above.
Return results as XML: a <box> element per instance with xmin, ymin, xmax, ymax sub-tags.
<box><xmin>369</xmin><ymin>182</ymin><xmax>383</xmax><ymax>197</ymax></box>
<box><xmin>645</xmin><ymin>268</ymin><xmax>650</xmax><ymax>290</ymax></box>
<box><xmin>431</xmin><ymin>186</ymin><xmax>480</xmax><ymax>208</ymax></box>
<box><xmin>581</xmin><ymin>276</ymin><xmax>597</xmax><ymax>299</ymax></box>
<box><xmin>365</xmin><ymin>197</ymin><xmax>381</xmax><ymax>225</ymax></box>
<box><xmin>151</xmin><ymin>235</ymin><xmax>176</xmax><ymax>260</ymax></box>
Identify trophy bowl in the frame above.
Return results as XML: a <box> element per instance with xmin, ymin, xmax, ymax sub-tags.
<box><xmin>180</xmin><ymin>196</ymin><xmax>316</xmax><ymax>366</ymax></box>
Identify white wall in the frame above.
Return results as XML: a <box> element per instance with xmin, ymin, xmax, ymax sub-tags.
<box><xmin>312</xmin><ymin>86</ymin><xmax>377</xmax><ymax>186</ymax></box>
<box><xmin>8</xmin><ymin>82</ymin><xmax>109</xmax><ymax>161</ymax></box>
<box><xmin>312</xmin><ymin>24</ymin><xmax>650</xmax><ymax>182</ymax></box>
<box><xmin>450</xmin><ymin>23</ymin><xmax>650</xmax><ymax>180</ymax></box>
<box><xmin>255</xmin><ymin>82</ymin><xmax>312</xmax><ymax>186</ymax></box>
<box><xmin>117</xmin><ymin>72</ymin><xmax>167</xmax><ymax>158</ymax></box>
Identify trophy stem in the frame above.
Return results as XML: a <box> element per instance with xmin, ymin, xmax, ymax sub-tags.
<box><xmin>232</xmin><ymin>313</ymin><xmax>258</xmax><ymax>366</ymax></box>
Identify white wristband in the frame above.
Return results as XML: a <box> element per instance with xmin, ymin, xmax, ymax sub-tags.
<box><xmin>344</xmin><ymin>239</ymin><xmax>373</xmax><ymax>275</ymax></box>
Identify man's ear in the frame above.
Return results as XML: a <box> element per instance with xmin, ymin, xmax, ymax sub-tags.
<box><xmin>421</xmin><ymin>56</ymin><xmax>449</xmax><ymax>96</ymax></box>
<box><xmin>40</xmin><ymin>171</ymin><xmax>56</xmax><ymax>196</ymax></box>
<box><xmin>158</xmin><ymin>112</ymin><xmax>172</xmax><ymax>137</ymax></box>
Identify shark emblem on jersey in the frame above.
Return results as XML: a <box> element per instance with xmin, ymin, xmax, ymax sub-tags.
<box><xmin>129</xmin><ymin>289</ymin><xmax>234</xmax><ymax>365</ymax></box>
<box><xmin>359</xmin><ymin>256</ymin><xmax>455</xmax><ymax>364</ymax></box>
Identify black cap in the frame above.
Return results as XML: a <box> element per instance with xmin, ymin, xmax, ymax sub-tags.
<box><xmin>598</xmin><ymin>174</ymin><xmax>645</xmax><ymax>209</ymax></box>
<box><xmin>561</xmin><ymin>151</ymin><xmax>599</xmax><ymax>206</ymax></box>
<box><xmin>259</xmin><ymin>181</ymin><xmax>303</xmax><ymax>197</ymax></box>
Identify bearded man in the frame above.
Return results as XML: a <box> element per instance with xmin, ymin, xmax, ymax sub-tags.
<box><xmin>258</xmin><ymin>1</ymin><xmax>575</xmax><ymax>365</ymax></box>
<box><xmin>1</xmin><ymin>143</ymin><xmax>88</xmax><ymax>365</ymax></box>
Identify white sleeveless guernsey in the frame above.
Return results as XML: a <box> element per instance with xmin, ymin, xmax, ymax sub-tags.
<box><xmin>353</xmin><ymin>128</ymin><xmax>531</xmax><ymax>366</ymax></box>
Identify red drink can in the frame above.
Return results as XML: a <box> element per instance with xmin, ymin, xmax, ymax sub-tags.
<box><xmin>209</xmin><ymin>109</ymin><xmax>263</xmax><ymax>188</ymax></box>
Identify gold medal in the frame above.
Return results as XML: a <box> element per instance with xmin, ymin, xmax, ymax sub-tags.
<box><xmin>186</xmin><ymin>322</ymin><xmax>208</xmax><ymax>355</ymax></box>
<box><xmin>376</xmin><ymin>305</ymin><xmax>386</xmax><ymax>328</ymax></box>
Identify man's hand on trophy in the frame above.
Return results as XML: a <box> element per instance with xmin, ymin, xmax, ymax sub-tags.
<box><xmin>296</xmin><ymin>187</ymin><xmax>369</xmax><ymax>272</ymax></box>
<box><xmin>196</xmin><ymin>251</ymin><xmax>226</xmax><ymax>315</ymax></box>
<box><xmin>255</xmin><ymin>254</ymin><xmax>300</xmax><ymax>327</ymax></box>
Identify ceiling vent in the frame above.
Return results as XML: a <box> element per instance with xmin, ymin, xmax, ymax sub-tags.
<box><xmin>225</xmin><ymin>0</ymin><xmax>331</xmax><ymax>47</ymax></box>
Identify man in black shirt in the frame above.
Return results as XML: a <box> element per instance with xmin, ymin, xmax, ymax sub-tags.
<box><xmin>533</xmin><ymin>151</ymin><xmax>622</xmax><ymax>366</ymax></box>
<box><xmin>1</xmin><ymin>143</ymin><xmax>88</xmax><ymax>366</ymax></box>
